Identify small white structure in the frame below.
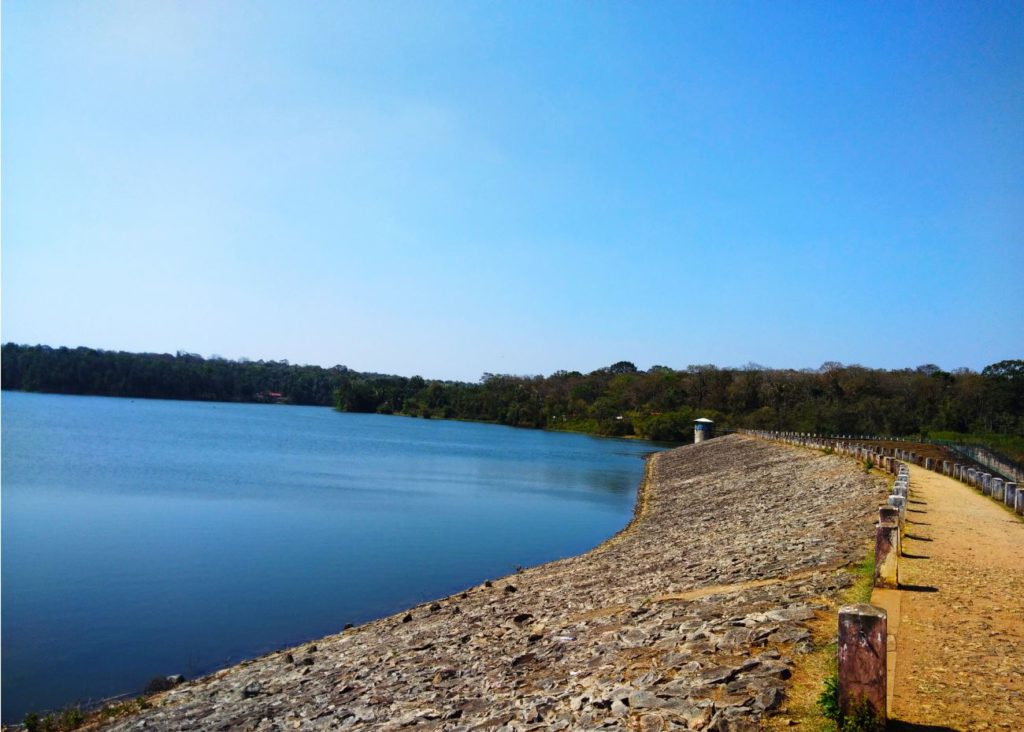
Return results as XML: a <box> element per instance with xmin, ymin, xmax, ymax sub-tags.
<box><xmin>694</xmin><ymin>417</ymin><xmax>714</xmax><ymax>444</ymax></box>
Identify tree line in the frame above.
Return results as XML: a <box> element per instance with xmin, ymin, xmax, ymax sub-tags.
<box><xmin>2</xmin><ymin>344</ymin><xmax>1021</xmax><ymax>445</ymax></box>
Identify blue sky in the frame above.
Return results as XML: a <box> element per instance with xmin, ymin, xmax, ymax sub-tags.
<box><xmin>3</xmin><ymin>1</ymin><xmax>1022</xmax><ymax>381</ymax></box>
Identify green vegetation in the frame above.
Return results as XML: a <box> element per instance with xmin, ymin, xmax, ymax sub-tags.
<box><xmin>848</xmin><ymin>552</ymin><xmax>876</xmax><ymax>604</ymax></box>
<box><xmin>23</xmin><ymin>707</ymin><xmax>84</xmax><ymax>732</ymax></box>
<box><xmin>817</xmin><ymin>676</ymin><xmax>884</xmax><ymax>732</ymax></box>
<box><xmin>3</xmin><ymin>345</ymin><xmax>1022</xmax><ymax>445</ymax></box>
<box><xmin>925</xmin><ymin>430</ymin><xmax>1024</xmax><ymax>465</ymax></box>
<box><xmin>811</xmin><ymin>551</ymin><xmax>879</xmax><ymax>731</ymax></box>
<box><xmin>816</xmin><ymin>674</ymin><xmax>842</xmax><ymax>727</ymax></box>
<box><xmin>1</xmin><ymin>344</ymin><xmax>343</xmax><ymax>405</ymax></box>
<box><xmin>772</xmin><ymin>544</ymin><xmax>876</xmax><ymax>732</ymax></box>
<box><xmin>22</xmin><ymin>696</ymin><xmax>154</xmax><ymax>732</ymax></box>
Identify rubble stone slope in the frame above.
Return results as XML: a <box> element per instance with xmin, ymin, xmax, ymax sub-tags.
<box><xmin>100</xmin><ymin>434</ymin><xmax>886</xmax><ymax>732</ymax></box>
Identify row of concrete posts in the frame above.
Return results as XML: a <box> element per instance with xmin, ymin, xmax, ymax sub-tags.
<box><xmin>741</xmin><ymin>430</ymin><xmax>910</xmax><ymax>472</ymax></box>
<box><xmin>833</xmin><ymin>462</ymin><xmax>911</xmax><ymax>729</ymax></box>
<box><xmin>741</xmin><ymin>431</ymin><xmax>1023</xmax><ymax>517</ymax></box>
<box><xmin>745</xmin><ymin>430</ymin><xmax>1024</xmax><ymax>726</ymax></box>
<box><xmin>947</xmin><ymin>460</ymin><xmax>1022</xmax><ymax>515</ymax></box>
<box><xmin>742</xmin><ymin>430</ymin><xmax>908</xmax><ymax>727</ymax></box>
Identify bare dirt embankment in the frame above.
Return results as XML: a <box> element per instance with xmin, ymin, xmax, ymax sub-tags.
<box><xmin>94</xmin><ymin>435</ymin><xmax>886</xmax><ymax>732</ymax></box>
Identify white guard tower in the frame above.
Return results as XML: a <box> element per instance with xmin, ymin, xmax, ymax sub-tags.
<box><xmin>694</xmin><ymin>417</ymin><xmax>714</xmax><ymax>444</ymax></box>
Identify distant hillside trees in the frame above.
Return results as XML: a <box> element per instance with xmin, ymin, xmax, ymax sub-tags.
<box><xmin>2</xmin><ymin>343</ymin><xmax>1021</xmax><ymax>445</ymax></box>
<box><xmin>0</xmin><ymin>344</ymin><xmax>345</xmax><ymax>406</ymax></box>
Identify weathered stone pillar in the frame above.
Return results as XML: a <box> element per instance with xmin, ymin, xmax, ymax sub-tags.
<box><xmin>887</xmin><ymin>494</ymin><xmax>906</xmax><ymax>526</ymax></box>
<box><xmin>982</xmin><ymin>473</ymin><xmax>992</xmax><ymax>496</ymax></box>
<box><xmin>925</xmin><ymin>457</ymin><xmax>934</xmax><ymax>470</ymax></box>
<box><xmin>991</xmin><ymin>478</ymin><xmax>1005</xmax><ymax>502</ymax></box>
<box><xmin>968</xmin><ymin>468</ymin><xmax>977</xmax><ymax>487</ymax></box>
<box><xmin>879</xmin><ymin>505</ymin><xmax>900</xmax><ymax>526</ymax></box>
<box><xmin>874</xmin><ymin>517</ymin><xmax>899</xmax><ymax>588</ymax></box>
<box><xmin>838</xmin><ymin>604</ymin><xmax>887</xmax><ymax>726</ymax></box>
<box><xmin>953</xmin><ymin>464</ymin><xmax>961</xmax><ymax>480</ymax></box>
<box><xmin>1016</xmin><ymin>487</ymin><xmax>1024</xmax><ymax>516</ymax></box>
<box><xmin>1005</xmin><ymin>483</ymin><xmax>1018</xmax><ymax>509</ymax></box>
<box><xmin>942</xmin><ymin>460</ymin><xmax>950</xmax><ymax>475</ymax></box>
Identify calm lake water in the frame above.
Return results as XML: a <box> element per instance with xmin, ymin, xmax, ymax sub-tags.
<box><xmin>1</xmin><ymin>391</ymin><xmax>663</xmax><ymax>721</ymax></box>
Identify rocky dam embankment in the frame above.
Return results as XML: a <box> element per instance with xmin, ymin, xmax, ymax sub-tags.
<box><xmin>97</xmin><ymin>434</ymin><xmax>886</xmax><ymax>731</ymax></box>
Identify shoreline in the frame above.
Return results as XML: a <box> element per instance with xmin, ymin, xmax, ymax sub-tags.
<box><xmin>2</xmin><ymin>389</ymin><xmax>685</xmax><ymax>446</ymax></box>
<box><xmin>2</xmin><ymin>453</ymin><xmax>663</xmax><ymax>728</ymax></box>
<box><xmin>87</xmin><ymin>435</ymin><xmax>887</xmax><ymax>731</ymax></box>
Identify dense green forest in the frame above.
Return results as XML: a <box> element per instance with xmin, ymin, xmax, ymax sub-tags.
<box><xmin>2</xmin><ymin>344</ymin><xmax>1022</xmax><ymax>446</ymax></box>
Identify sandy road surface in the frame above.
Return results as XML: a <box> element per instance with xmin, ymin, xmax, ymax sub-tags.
<box><xmin>880</xmin><ymin>465</ymin><xmax>1024</xmax><ymax>729</ymax></box>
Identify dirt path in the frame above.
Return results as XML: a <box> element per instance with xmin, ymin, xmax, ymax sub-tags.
<box><xmin>877</xmin><ymin>465</ymin><xmax>1024</xmax><ymax>729</ymax></box>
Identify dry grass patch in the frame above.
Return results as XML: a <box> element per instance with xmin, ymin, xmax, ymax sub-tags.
<box><xmin>764</xmin><ymin>549</ymin><xmax>875</xmax><ymax>731</ymax></box>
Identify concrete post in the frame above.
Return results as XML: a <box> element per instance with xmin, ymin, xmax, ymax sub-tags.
<box><xmin>1016</xmin><ymin>487</ymin><xmax>1024</xmax><ymax>516</ymax></box>
<box><xmin>991</xmin><ymin>478</ymin><xmax>1005</xmax><ymax>502</ymax></box>
<box><xmin>942</xmin><ymin>460</ymin><xmax>950</xmax><ymax>475</ymax></box>
<box><xmin>838</xmin><ymin>604</ymin><xmax>887</xmax><ymax>726</ymax></box>
<box><xmin>879</xmin><ymin>505</ymin><xmax>900</xmax><ymax>526</ymax></box>
<box><xmin>888</xmin><ymin>495</ymin><xmax>906</xmax><ymax>526</ymax></box>
<box><xmin>874</xmin><ymin>518</ymin><xmax>899</xmax><ymax>588</ymax></box>
<box><xmin>925</xmin><ymin>457</ymin><xmax>934</xmax><ymax>470</ymax></box>
<box><xmin>953</xmin><ymin>464</ymin><xmax>961</xmax><ymax>480</ymax></box>
<box><xmin>1005</xmin><ymin>483</ymin><xmax>1018</xmax><ymax>509</ymax></box>
<box><xmin>982</xmin><ymin>473</ymin><xmax>992</xmax><ymax>496</ymax></box>
<box><xmin>968</xmin><ymin>468</ymin><xmax>977</xmax><ymax>487</ymax></box>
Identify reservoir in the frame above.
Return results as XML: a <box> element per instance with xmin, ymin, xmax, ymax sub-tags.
<box><xmin>1</xmin><ymin>391</ymin><xmax>663</xmax><ymax>722</ymax></box>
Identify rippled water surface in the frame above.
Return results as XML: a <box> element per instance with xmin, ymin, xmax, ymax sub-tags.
<box><xmin>1</xmin><ymin>391</ymin><xmax>663</xmax><ymax>721</ymax></box>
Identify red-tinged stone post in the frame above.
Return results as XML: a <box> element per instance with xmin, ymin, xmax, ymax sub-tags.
<box><xmin>838</xmin><ymin>604</ymin><xmax>887</xmax><ymax>727</ymax></box>
<box><xmin>874</xmin><ymin>514</ymin><xmax>899</xmax><ymax>588</ymax></box>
